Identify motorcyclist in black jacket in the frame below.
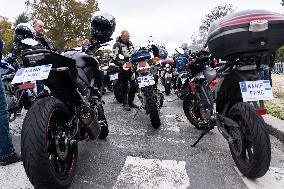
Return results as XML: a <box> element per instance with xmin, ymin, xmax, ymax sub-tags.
<box><xmin>33</xmin><ymin>19</ymin><xmax>55</xmax><ymax>94</ymax></box>
<box><xmin>112</xmin><ymin>30</ymin><xmax>139</xmax><ymax>111</ymax></box>
<box><xmin>33</xmin><ymin>19</ymin><xmax>55</xmax><ymax>51</ymax></box>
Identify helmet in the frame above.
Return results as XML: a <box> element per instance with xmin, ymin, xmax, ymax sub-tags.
<box><xmin>13</xmin><ymin>23</ymin><xmax>36</xmax><ymax>45</ymax></box>
<box><xmin>91</xmin><ymin>12</ymin><xmax>116</xmax><ymax>43</ymax></box>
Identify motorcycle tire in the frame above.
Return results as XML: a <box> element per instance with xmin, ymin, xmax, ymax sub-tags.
<box><xmin>113</xmin><ymin>82</ymin><xmax>123</xmax><ymax>103</ymax></box>
<box><xmin>164</xmin><ymin>83</ymin><xmax>171</xmax><ymax>95</ymax></box>
<box><xmin>144</xmin><ymin>86</ymin><xmax>161</xmax><ymax>129</ymax></box>
<box><xmin>21</xmin><ymin>97</ymin><xmax>78</xmax><ymax>189</ymax></box>
<box><xmin>97</xmin><ymin>104</ymin><xmax>109</xmax><ymax>139</ymax></box>
<box><xmin>228</xmin><ymin>102</ymin><xmax>271</xmax><ymax>179</ymax></box>
<box><xmin>183</xmin><ymin>95</ymin><xmax>208</xmax><ymax>130</ymax></box>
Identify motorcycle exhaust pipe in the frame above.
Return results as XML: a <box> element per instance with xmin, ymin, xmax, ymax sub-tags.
<box><xmin>77</xmin><ymin>105</ymin><xmax>101</xmax><ymax>140</ymax></box>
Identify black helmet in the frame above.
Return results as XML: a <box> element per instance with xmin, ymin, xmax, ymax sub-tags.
<box><xmin>91</xmin><ymin>12</ymin><xmax>116</xmax><ymax>43</ymax></box>
<box><xmin>13</xmin><ymin>23</ymin><xmax>36</xmax><ymax>45</ymax></box>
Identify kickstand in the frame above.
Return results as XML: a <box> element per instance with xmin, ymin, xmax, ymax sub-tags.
<box><xmin>132</xmin><ymin>105</ymin><xmax>143</xmax><ymax>120</ymax></box>
<box><xmin>191</xmin><ymin>129</ymin><xmax>211</xmax><ymax>147</ymax></box>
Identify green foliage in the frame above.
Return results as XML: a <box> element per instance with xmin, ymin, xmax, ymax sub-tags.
<box><xmin>275</xmin><ymin>45</ymin><xmax>284</xmax><ymax>62</ymax></box>
<box><xmin>0</xmin><ymin>18</ymin><xmax>13</xmax><ymax>54</ymax></box>
<box><xmin>13</xmin><ymin>12</ymin><xmax>30</xmax><ymax>27</ymax></box>
<box><xmin>26</xmin><ymin>0</ymin><xmax>99</xmax><ymax>52</ymax></box>
<box><xmin>267</xmin><ymin>105</ymin><xmax>284</xmax><ymax>120</ymax></box>
<box><xmin>190</xmin><ymin>4</ymin><xmax>234</xmax><ymax>49</ymax></box>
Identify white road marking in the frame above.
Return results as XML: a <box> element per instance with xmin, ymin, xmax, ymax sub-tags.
<box><xmin>235</xmin><ymin>166</ymin><xmax>284</xmax><ymax>189</ymax></box>
<box><xmin>0</xmin><ymin>162</ymin><xmax>33</xmax><ymax>189</ymax></box>
<box><xmin>113</xmin><ymin>156</ymin><xmax>190</xmax><ymax>189</ymax></box>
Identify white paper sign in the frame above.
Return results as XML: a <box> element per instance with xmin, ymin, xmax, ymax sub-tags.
<box><xmin>110</xmin><ymin>73</ymin><xmax>119</xmax><ymax>81</ymax></box>
<box><xmin>239</xmin><ymin>80</ymin><xmax>274</xmax><ymax>102</ymax></box>
<box><xmin>11</xmin><ymin>64</ymin><xmax>52</xmax><ymax>84</ymax></box>
<box><xmin>137</xmin><ymin>75</ymin><xmax>155</xmax><ymax>88</ymax></box>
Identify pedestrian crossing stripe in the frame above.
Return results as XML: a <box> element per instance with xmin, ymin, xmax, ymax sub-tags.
<box><xmin>113</xmin><ymin>156</ymin><xmax>190</xmax><ymax>189</ymax></box>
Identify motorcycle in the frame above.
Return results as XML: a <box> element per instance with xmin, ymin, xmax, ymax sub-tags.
<box><xmin>130</xmin><ymin>45</ymin><xmax>164</xmax><ymax>128</ymax></box>
<box><xmin>182</xmin><ymin>49</ymin><xmax>272</xmax><ymax>178</ymax></box>
<box><xmin>160</xmin><ymin>59</ymin><xmax>174</xmax><ymax>95</ymax></box>
<box><xmin>13</xmin><ymin>36</ymin><xmax>110</xmax><ymax>188</ymax></box>
<box><xmin>173</xmin><ymin>48</ymin><xmax>191</xmax><ymax>99</ymax></box>
<box><xmin>100</xmin><ymin>57</ymin><xmax>112</xmax><ymax>94</ymax></box>
<box><xmin>108</xmin><ymin>62</ymin><xmax>122</xmax><ymax>102</ymax></box>
<box><xmin>0</xmin><ymin>54</ymin><xmax>35</xmax><ymax>121</ymax></box>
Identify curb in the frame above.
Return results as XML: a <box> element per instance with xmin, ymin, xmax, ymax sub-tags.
<box><xmin>263</xmin><ymin>114</ymin><xmax>284</xmax><ymax>142</ymax></box>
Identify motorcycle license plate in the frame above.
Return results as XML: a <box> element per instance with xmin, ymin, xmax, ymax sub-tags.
<box><xmin>137</xmin><ymin>75</ymin><xmax>155</xmax><ymax>88</ymax></box>
<box><xmin>239</xmin><ymin>80</ymin><xmax>273</xmax><ymax>102</ymax></box>
<box><xmin>110</xmin><ymin>73</ymin><xmax>118</xmax><ymax>81</ymax></box>
<box><xmin>11</xmin><ymin>64</ymin><xmax>52</xmax><ymax>84</ymax></box>
<box><xmin>165</xmin><ymin>73</ymin><xmax>172</xmax><ymax>78</ymax></box>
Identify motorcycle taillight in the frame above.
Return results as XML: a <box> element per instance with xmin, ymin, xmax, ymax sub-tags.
<box><xmin>19</xmin><ymin>83</ymin><xmax>35</xmax><ymax>90</ymax></box>
<box><xmin>256</xmin><ymin>109</ymin><xmax>267</xmax><ymax>115</ymax></box>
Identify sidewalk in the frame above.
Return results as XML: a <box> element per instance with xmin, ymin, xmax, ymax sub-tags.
<box><xmin>263</xmin><ymin>114</ymin><xmax>284</xmax><ymax>142</ymax></box>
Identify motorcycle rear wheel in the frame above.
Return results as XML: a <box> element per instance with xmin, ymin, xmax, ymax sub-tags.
<box><xmin>228</xmin><ymin>102</ymin><xmax>271</xmax><ymax>179</ymax></box>
<box><xmin>21</xmin><ymin>97</ymin><xmax>78</xmax><ymax>188</ymax></box>
<box><xmin>144</xmin><ymin>86</ymin><xmax>161</xmax><ymax>129</ymax></box>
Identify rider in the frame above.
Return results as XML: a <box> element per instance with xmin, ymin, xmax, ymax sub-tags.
<box><xmin>112</xmin><ymin>30</ymin><xmax>139</xmax><ymax>111</ymax></box>
<box><xmin>33</xmin><ymin>20</ymin><xmax>55</xmax><ymax>95</ymax></box>
<box><xmin>174</xmin><ymin>43</ymin><xmax>190</xmax><ymax>72</ymax></box>
<box><xmin>33</xmin><ymin>19</ymin><xmax>55</xmax><ymax>51</ymax></box>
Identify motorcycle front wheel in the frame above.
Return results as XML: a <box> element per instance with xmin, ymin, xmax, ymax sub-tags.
<box><xmin>228</xmin><ymin>102</ymin><xmax>271</xmax><ymax>179</ymax></box>
<box><xmin>21</xmin><ymin>97</ymin><xmax>78</xmax><ymax>188</ymax></box>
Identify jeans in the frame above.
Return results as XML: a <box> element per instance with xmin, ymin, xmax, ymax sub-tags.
<box><xmin>36</xmin><ymin>80</ymin><xmax>44</xmax><ymax>95</ymax></box>
<box><xmin>0</xmin><ymin>78</ymin><xmax>15</xmax><ymax>159</ymax></box>
<box><xmin>259</xmin><ymin>69</ymin><xmax>270</xmax><ymax>80</ymax></box>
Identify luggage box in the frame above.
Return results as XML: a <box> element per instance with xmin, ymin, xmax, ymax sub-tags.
<box><xmin>207</xmin><ymin>10</ymin><xmax>284</xmax><ymax>60</ymax></box>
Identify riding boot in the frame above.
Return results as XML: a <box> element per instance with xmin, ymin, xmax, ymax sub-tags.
<box><xmin>128</xmin><ymin>92</ymin><xmax>139</xmax><ymax>108</ymax></box>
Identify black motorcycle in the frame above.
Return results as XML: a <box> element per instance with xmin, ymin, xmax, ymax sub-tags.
<box><xmin>160</xmin><ymin>60</ymin><xmax>174</xmax><ymax>95</ymax></box>
<box><xmin>183</xmin><ymin>50</ymin><xmax>272</xmax><ymax>179</ymax></box>
<box><xmin>12</xmin><ymin>36</ymin><xmax>110</xmax><ymax>188</ymax></box>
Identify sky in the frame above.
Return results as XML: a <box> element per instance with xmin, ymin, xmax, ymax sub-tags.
<box><xmin>0</xmin><ymin>0</ymin><xmax>284</xmax><ymax>53</ymax></box>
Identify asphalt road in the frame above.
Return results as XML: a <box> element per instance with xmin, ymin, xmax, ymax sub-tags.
<box><xmin>2</xmin><ymin>89</ymin><xmax>284</xmax><ymax>189</ymax></box>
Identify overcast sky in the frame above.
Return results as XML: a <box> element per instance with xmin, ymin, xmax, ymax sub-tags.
<box><xmin>0</xmin><ymin>0</ymin><xmax>283</xmax><ymax>53</ymax></box>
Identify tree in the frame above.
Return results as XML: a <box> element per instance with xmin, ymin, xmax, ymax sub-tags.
<box><xmin>26</xmin><ymin>0</ymin><xmax>99</xmax><ymax>52</ymax></box>
<box><xmin>190</xmin><ymin>4</ymin><xmax>234</xmax><ymax>48</ymax></box>
<box><xmin>0</xmin><ymin>18</ymin><xmax>13</xmax><ymax>55</ymax></box>
<box><xmin>14</xmin><ymin>12</ymin><xmax>30</xmax><ymax>27</ymax></box>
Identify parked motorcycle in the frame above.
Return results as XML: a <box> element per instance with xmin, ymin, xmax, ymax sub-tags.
<box><xmin>182</xmin><ymin>9</ymin><xmax>284</xmax><ymax>178</ymax></box>
<box><xmin>131</xmin><ymin>45</ymin><xmax>164</xmax><ymax>128</ymax></box>
<box><xmin>0</xmin><ymin>54</ymin><xmax>35</xmax><ymax>121</ymax></box>
<box><xmin>108</xmin><ymin>62</ymin><xmax>122</xmax><ymax>102</ymax></box>
<box><xmin>173</xmin><ymin>48</ymin><xmax>191</xmax><ymax>99</ymax></box>
<box><xmin>160</xmin><ymin>59</ymin><xmax>174</xmax><ymax>95</ymax></box>
<box><xmin>13</xmin><ymin>14</ymin><xmax>114</xmax><ymax>188</ymax></box>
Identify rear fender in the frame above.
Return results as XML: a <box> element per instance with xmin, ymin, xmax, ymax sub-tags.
<box><xmin>216</xmin><ymin>69</ymin><xmax>260</xmax><ymax>115</ymax></box>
